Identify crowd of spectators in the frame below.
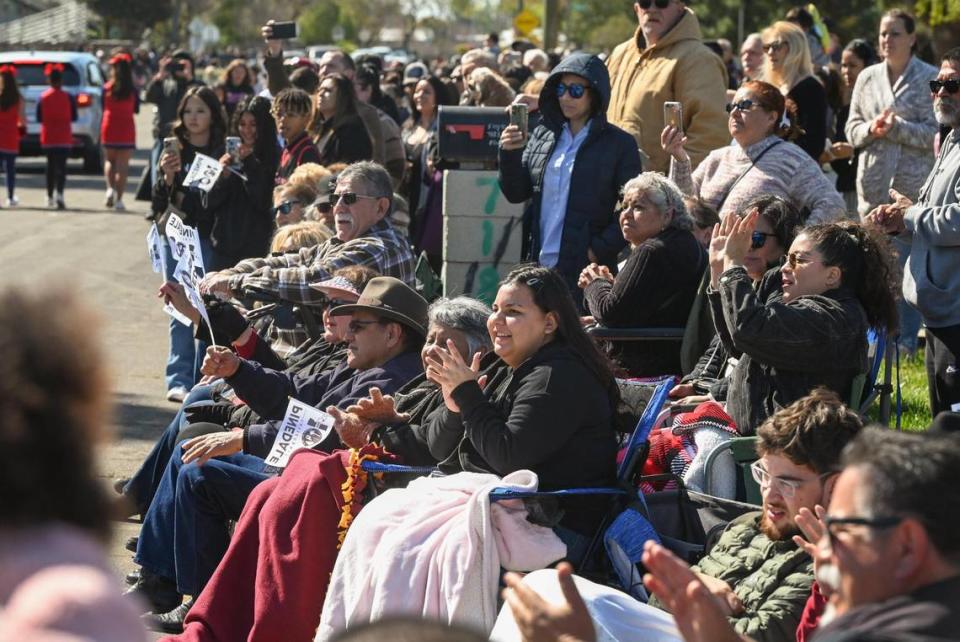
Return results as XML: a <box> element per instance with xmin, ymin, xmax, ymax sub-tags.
<box><xmin>2</xmin><ymin>2</ymin><xmax>960</xmax><ymax>641</ymax></box>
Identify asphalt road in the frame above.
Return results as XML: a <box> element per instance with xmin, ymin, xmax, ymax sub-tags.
<box><xmin>0</xmin><ymin>109</ymin><xmax>176</xmax><ymax>601</ymax></box>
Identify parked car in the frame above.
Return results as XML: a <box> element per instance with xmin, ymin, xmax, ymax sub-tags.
<box><xmin>0</xmin><ymin>51</ymin><xmax>104</xmax><ymax>173</ymax></box>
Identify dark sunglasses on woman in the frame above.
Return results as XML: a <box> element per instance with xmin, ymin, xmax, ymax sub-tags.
<box><xmin>556</xmin><ymin>82</ymin><xmax>587</xmax><ymax>99</ymax></box>
<box><xmin>751</xmin><ymin>231</ymin><xmax>774</xmax><ymax>249</ymax></box>
<box><xmin>271</xmin><ymin>200</ymin><xmax>301</xmax><ymax>216</ymax></box>
<box><xmin>726</xmin><ymin>99</ymin><xmax>757</xmax><ymax>113</ymax></box>
<box><xmin>929</xmin><ymin>78</ymin><xmax>960</xmax><ymax>95</ymax></box>
<box><xmin>636</xmin><ymin>0</ymin><xmax>671</xmax><ymax>8</ymax></box>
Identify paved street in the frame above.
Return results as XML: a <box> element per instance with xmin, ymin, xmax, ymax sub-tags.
<box><xmin>0</xmin><ymin>110</ymin><xmax>175</xmax><ymax>599</ymax></box>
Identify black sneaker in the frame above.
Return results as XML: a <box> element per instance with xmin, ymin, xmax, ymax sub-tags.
<box><xmin>125</xmin><ymin>568</ymin><xmax>141</xmax><ymax>585</ymax></box>
<box><xmin>125</xmin><ymin>536</ymin><xmax>138</xmax><ymax>553</ymax></box>
<box><xmin>142</xmin><ymin>598</ymin><xmax>193</xmax><ymax>634</ymax></box>
<box><xmin>123</xmin><ymin>568</ymin><xmax>182</xmax><ymax>614</ymax></box>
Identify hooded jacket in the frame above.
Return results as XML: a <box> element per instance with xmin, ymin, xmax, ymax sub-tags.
<box><xmin>498</xmin><ymin>53</ymin><xmax>641</xmax><ymax>299</ymax></box>
<box><xmin>605</xmin><ymin>9</ymin><xmax>729</xmax><ymax>173</ymax></box>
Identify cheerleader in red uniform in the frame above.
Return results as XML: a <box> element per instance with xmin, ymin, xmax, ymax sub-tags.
<box><xmin>0</xmin><ymin>65</ymin><xmax>25</xmax><ymax>207</ymax></box>
<box><xmin>101</xmin><ymin>52</ymin><xmax>139</xmax><ymax>211</ymax></box>
<box><xmin>36</xmin><ymin>63</ymin><xmax>77</xmax><ymax>210</ymax></box>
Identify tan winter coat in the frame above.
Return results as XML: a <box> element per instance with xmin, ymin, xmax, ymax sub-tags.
<box><xmin>606</xmin><ymin>9</ymin><xmax>729</xmax><ymax>173</ymax></box>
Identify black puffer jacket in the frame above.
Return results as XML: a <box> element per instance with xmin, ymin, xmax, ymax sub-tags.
<box><xmin>712</xmin><ymin>266</ymin><xmax>868</xmax><ymax>434</ymax></box>
<box><xmin>498</xmin><ymin>53</ymin><xmax>641</xmax><ymax>298</ymax></box>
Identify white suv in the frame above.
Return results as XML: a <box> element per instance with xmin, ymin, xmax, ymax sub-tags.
<box><xmin>0</xmin><ymin>51</ymin><xmax>105</xmax><ymax>172</ymax></box>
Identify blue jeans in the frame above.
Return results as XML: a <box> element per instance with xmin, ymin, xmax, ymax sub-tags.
<box><xmin>0</xmin><ymin>152</ymin><xmax>15</xmax><ymax>199</ymax></box>
<box><xmin>150</xmin><ymin>138</ymin><xmax>162</xmax><ymax>188</ymax></box>
<box><xmin>162</xmin><ymin>235</ymin><xmax>212</xmax><ymax>391</ymax></box>
<box><xmin>123</xmin><ymin>384</ymin><xmax>214</xmax><ymax>514</ymax></box>
<box><xmin>894</xmin><ymin>237</ymin><xmax>922</xmax><ymax>352</ymax></box>
<box><xmin>135</xmin><ymin>447</ymin><xmax>270</xmax><ymax>596</ymax></box>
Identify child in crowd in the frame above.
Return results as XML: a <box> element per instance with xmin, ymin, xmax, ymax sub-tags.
<box><xmin>101</xmin><ymin>52</ymin><xmax>140</xmax><ymax>211</ymax></box>
<box><xmin>271</xmin><ymin>87</ymin><xmax>321</xmax><ymax>184</ymax></box>
<box><xmin>0</xmin><ymin>65</ymin><xmax>24</xmax><ymax>207</ymax></box>
<box><xmin>37</xmin><ymin>63</ymin><xmax>77</xmax><ymax>210</ymax></box>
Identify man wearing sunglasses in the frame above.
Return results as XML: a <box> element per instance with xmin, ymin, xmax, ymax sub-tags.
<box><xmin>867</xmin><ymin>47</ymin><xmax>960</xmax><ymax>416</ymax></box>
<box><xmin>605</xmin><ymin>0</ymin><xmax>728</xmax><ymax>173</ymax></box>
<box><xmin>200</xmin><ymin>161</ymin><xmax>415</xmax><ymax>306</ymax></box>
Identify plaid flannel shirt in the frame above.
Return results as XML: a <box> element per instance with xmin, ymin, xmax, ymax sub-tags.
<box><xmin>224</xmin><ymin>218</ymin><xmax>415</xmax><ymax>306</ymax></box>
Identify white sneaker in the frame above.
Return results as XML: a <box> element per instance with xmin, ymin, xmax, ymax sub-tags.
<box><xmin>5</xmin><ymin>196</ymin><xmax>18</xmax><ymax>207</ymax></box>
<box><xmin>55</xmin><ymin>192</ymin><xmax>66</xmax><ymax>210</ymax></box>
<box><xmin>166</xmin><ymin>386</ymin><xmax>188</xmax><ymax>403</ymax></box>
<box><xmin>114</xmin><ymin>199</ymin><xmax>126</xmax><ymax>212</ymax></box>
<box><xmin>105</xmin><ymin>188</ymin><xmax>115</xmax><ymax>208</ymax></box>
<box><xmin>47</xmin><ymin>196</ymin><xmax>56</xmax><ymax>208</ymax></box>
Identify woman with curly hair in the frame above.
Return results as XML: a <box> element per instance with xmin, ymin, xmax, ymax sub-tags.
<box><xmin>0</xmin><ymin>286</ymin><xmax>146</xmax><ymax>640</ymax></box>
<box><xmin>709</xmin><ymin>212</ymin><xmax>899</xmax><ymax>433</ymax></box>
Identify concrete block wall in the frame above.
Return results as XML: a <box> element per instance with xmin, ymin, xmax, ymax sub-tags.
<box><xmin>441</xmin><ymin>169</ymin><xmax>525</xmax><ymax>304</ymax></box>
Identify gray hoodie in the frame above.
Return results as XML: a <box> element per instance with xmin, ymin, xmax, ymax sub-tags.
<box><xmin>903</xmin><ymin>128</ymin><xmax>960</xmax><ymax>328</ymax></box>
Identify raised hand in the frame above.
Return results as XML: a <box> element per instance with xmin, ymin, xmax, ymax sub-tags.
<box><xmin>722</xmin><ymin>207</ymin><xmax>759</xmax><ymax>270</ymax></box>
<box><xmin>201</xmin><ymin>346</ymin><xmax>241</xmax><ymax>378</ymax></box>
<box><xmin>345</xmin><ymin>387</ymin><xmax>411</xmax><ymax>425</ymax></box>
<box><xmin>424</xmin><ymin>340</ymin><xmax>483</xmax><ymax>413</ymax></box>
<box><xmin>327</xmin><ymin>406</ymin><xmax>377</xmax><ymax>449</ymax></box>
<box><xmin>660</xmin><ymin>125</ymin><xmax>689</xmax><ymax>162</ymax></box>
<box><xmin>502</xmin><ymin>562</ymin><xmax>596</xmax><ymax>642</ymax></box>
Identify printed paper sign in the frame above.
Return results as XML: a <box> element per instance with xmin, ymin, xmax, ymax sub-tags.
<box><xmin>146</xmin><ymin>225</ymin><xmax>164</xmax><ymax>274</ymax></box>
<box><xmin>264</xmin><ymin>398</ymin><xmax>335</xmax><ymax>470</ymax></box>
<box><xmin>173</xmin><ymin>250</ymin><xmax>215</xmax><ymax>344</ymax></box>
<box><xmin>164</xmin><ymin>212</ymin><xmax>202</xmax><ymax>262</ymax></box>
<box><xmin>182</xmin><ymin>152</ymin><xmax>223</xmax><ymax>193</ymax></box>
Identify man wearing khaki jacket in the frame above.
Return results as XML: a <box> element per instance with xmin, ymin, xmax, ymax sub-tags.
<box><xmin>606</xmin><ymin>2</ymin><xmax>729</xmax><ymax>173</ymax></box>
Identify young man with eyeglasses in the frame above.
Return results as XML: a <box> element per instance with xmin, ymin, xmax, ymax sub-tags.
<box><xmin>605</xmin><ymin>0</ymin><xmax>729</xmax><ymax>173</ymax></box>
<box><xmin>495</xmin><ymin>389</ymin><xmax>862</xmax><ymax>642</ymax></box>
<box><xmin>867</xmin><ymin>47</ymin><xmax>960</xmax><ymax>417</ymax></box>
<box><xmin>200</xmin><ymin>161</ymin><xmax>416</xmax><ymax>306</ymax></box>
<box><xmin>127</xmin><ymin>276</ymin><xmax>427</xmax><ymax>633</ymax></box>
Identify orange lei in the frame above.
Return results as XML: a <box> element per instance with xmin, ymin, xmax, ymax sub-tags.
<box><xmin>337</xmin><ymin>444</ymin><xmax>387</xmax><ymax>549</ymax></box>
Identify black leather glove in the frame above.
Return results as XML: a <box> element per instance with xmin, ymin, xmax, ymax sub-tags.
<box><xmin>183</xmin><ymin>401</ymin><xmax>236</xmax><ymax>426</ymax></box>
<box><xmin>204</xmin><ymin>297</ymin><xmax>249</xmax><ymax>343</ymax></box>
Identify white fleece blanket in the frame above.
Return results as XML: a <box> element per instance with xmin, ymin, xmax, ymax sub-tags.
<box><xmin>316</xmin><ymin>470</ymin><xmax>567</xmax><ymax>640</ymax></box>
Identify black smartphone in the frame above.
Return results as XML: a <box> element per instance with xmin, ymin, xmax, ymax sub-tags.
<box><xmin>269</xmin><ymin>21</ymin><xmax>297</xmax><ymax>40</ymax></box>
<box><xmin>164</xmin><ymin>61</ymin><xmax>180</xmax><ymax>74</ymax></box>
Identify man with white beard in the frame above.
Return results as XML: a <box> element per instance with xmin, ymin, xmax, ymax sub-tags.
<box><xmin>868</xmin><ymin>47</ymin><xmax>960</xmax><ymax>416</ymax></box>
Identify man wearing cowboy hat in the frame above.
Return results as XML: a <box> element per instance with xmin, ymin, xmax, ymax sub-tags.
<box><xmin>130</xmin><ymin>277</ymin><xmax>427</xmax><ymax>633</ymax></box>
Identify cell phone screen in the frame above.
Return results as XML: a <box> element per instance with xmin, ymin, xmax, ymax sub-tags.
<box><xmin>270</xmin><ymin>21</ymin><xmax>297</xmax><ymax>40</ymax></box>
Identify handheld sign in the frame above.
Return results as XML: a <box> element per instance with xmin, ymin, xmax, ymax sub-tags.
<box><xmin>146</xmin><ymin>225</ymin><xmax>164</xmax><ymax>274</ymax></box>
<box><xmin>164</xmin><ymin>211</ymin><xmax>201</xmax><ymax>262</ymax></box>
<box><xmin>182</xmin><ymin>152</ymin><xmax>223</xmax><ymax>193</ymax></box>
<box><xmin>264</xmin><ymin>399</ymin><xmax>335</xmax><ymax>471</ymax></box>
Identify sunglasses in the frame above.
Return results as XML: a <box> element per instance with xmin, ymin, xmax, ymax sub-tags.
<box><xmin>726</xmin><ymin>99</ymin><xmax>757</xmax><ymax>113</ymax></box>
<box><xmin>347</xmin><ymin>319</ymin><xmax>383</xmax><ymax>333</ymax></box>
<box><xmin>556</xmin><ymin>82</ymin><xmax>587</xmax><ymax>99</ymax></box>
<box><xmin>313</xmin><ymin>200</ymin><xmax>333</xmax><ymax>214</ymax></box>
<box><xmin>637</xmin><ymin>0</ymin><xmax>671</xmax><ymax>8</ymax></box>
<box><xmin>327</xmin><ymin>298</ymin><xmax>354</xmax><ymax>307</ymax></box>
<box><xmin>751</xmin><ymin>231</ymin><xmax>774</xmax><ymax>249</ymax></box>
<box><xmin>786</xmin><ymin>251</ymin><xmax>823</xmax><ymax>269</ymax></box>
<box><xmin>762</xmin><ymin>41</ymin><xmax>786</xmax><ymax>53</ymax></box>
<box><xmin>334</xmin><ymin>192</ymin><xmax>381</xmax><ymax>205</ymax></box>
<box><xmin>929</xmin><ymin>78</ymin><xmax>960</xmax><ymax>94</ymax></box>
<box><xmin>271</xmin><ymin>199</ymin><xmax>301</xmax><ymax>216</ymax></box>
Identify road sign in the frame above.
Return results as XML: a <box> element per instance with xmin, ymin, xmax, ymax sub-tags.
<box><xmin>513</xmin><ymin>9</ymin><xmax>540</xmax><ymax>35</ymax></box>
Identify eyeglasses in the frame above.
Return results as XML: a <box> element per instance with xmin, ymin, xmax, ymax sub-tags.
<box><xmin>786</xmin><ymin>251</ymin><xmax>824</xmax><ymax>270</ymax></box>
<box><xmin>763</xmin><ymin>41</ymin><xmax>786</xmax><ymax>53</ymax></box>
<box><xmin>929</xmin><ymin>78</ymin><xmax>960</xmax><ymax>95</ymax></box>
<box><xmin>347</xmin><ymin>319</ymin><xmax>383</xmax><ymax>334</ymax></box>
<box><xmin>271</xmin><ymin>200</ymin><xmax>301</xmax><ymax>216</ymax></box>
<box><xmin>750</xmin><ymin>461</ymin><xmax>834</xmax><ymax>499</ymax></box>
<box><xmin>751</xmin><ymin>231</ymin><xmax>775</xmax><ymax>249</ymax></box>
<box><xmin>637</xmin><ymin>0</ymin><xmax>672</xmax><ymax>9</ymax></box>
<box><xmin>822</xmin><ymin>515</ymin><xmax>903</xmax><ymax>550</ymax></box>
<box><xmin>313</xmin><ymin>201</ymin><xmax>333</xmax><ymax>214</ymax></box>
<box><xmin>556</xmin><ymin>82</ymin><xmax>587</xmax><ymax>99</ymax></box>
<box><xmin>334</xmin><ymin>192</ymin><xmax>381</xmax><ymax>206</ymax></box>
<box><xmin>726</xmin><ymin>99</ymin><xmax>757</xmax><ymax>113</ymax></box>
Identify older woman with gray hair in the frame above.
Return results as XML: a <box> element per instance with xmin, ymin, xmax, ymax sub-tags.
<box><xmin>579</xmin><ymin>172</ymin><xmax>707</xmax><ymax>375</ymax></box>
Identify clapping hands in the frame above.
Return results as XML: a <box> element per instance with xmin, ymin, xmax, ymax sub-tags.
<box><xmin>709</xmin><ymin>208</ymin><xmax>758</xmax><ymax>288</ymax></box>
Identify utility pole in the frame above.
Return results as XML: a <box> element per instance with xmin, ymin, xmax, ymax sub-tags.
<box><xmin>544</xmin><ymin>0</ymin><xmax>558</xmax><ymax>49</ymax></box>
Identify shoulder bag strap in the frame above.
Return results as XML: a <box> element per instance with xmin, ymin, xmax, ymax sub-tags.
<box><xmin>715</xmin><ymin>139</ymin><xmax>784</xmax><ymax>214</ymax></box>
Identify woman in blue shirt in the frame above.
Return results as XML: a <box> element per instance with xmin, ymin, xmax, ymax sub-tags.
<box><xmin>498</xmin><ymin>53</ymin><xmax>641</xmax><ymax>306</ymax></box>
